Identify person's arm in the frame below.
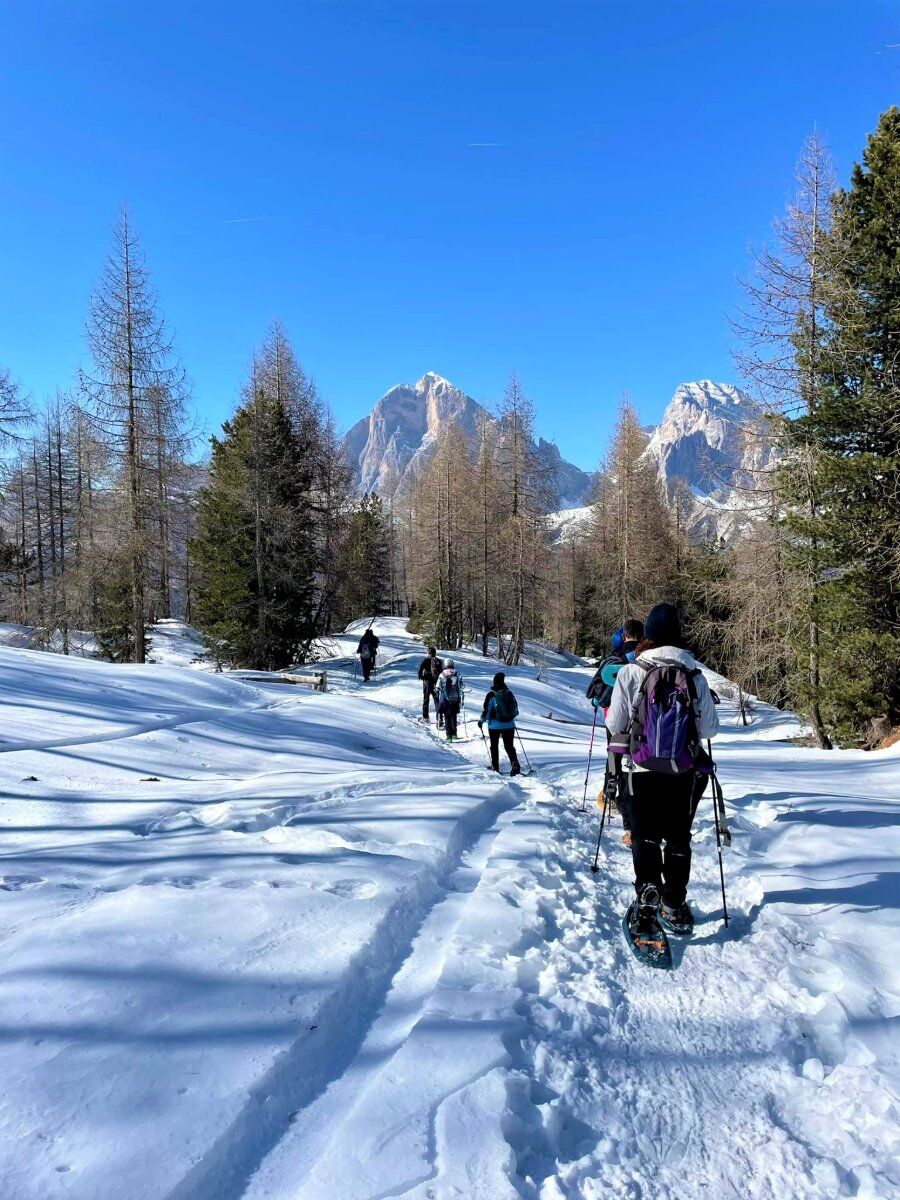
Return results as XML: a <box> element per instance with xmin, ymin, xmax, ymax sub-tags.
<box><xmin>694</xmin><ymin>674</ymin><xmax>720</xmax><ymax>739</ymax></box>
<box><xmin>479</xmin><ymin>692</ymin><xmax>494</xmax><ymax>725</ymax></box>
<box><xmin>585</xmin><ymin>667</ymin><xmax>603</xmax><ymax>700</ymax></box>
<box><xmin>604</xmin><ymin>666</ymin><xmax>637</xmax><ymax>738</ymax></box>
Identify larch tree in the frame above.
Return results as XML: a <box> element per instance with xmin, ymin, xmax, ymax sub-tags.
<box><xmin>81</xmin><ymin>206</ymin><xmax>190</xmax><ymax>662</ymax></box>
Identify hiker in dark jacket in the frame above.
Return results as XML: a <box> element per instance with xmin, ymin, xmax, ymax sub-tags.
<box><xmin>417</xmin><ymin>646</ymin><xmax>444</xmax><ymax>725</ymax></box>
<box><xmin>606</xmin><ymin>603</ymin><xmax>718</xmax><ymax>937</ymax></box>
<box><xmin>585</xmin><ymin>618</ymin><xmax>644</xmax><ymax>710</ymax></box>
<box><xmin>478</xmin><ymin>671</ymin><xmax>521</xmax><ymax>775</ymax></box>
<box><xmin>356</xmin><ymin>627</ymin><xmax>380</xmax><ymax>683</ymax></box>
<box><xmin>436</xmin><ymin>659</ymin><xmax>464</xmax><ymax>741</ymax></box>
<box><xmin>587</xmin><ymin>618</ymin><xmax>644</xmax><ymax>844</ymax></box>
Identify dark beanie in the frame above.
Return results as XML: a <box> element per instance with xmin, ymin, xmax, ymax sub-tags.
<box><xmin>645</xmin><ymin>603</ymin><xmax>682</xmax><ymax>646</ymax></box>
<box><xmin>492</xmin><ymin>671</ymin><xmax>506</xmax><ymax>688</ymax></box>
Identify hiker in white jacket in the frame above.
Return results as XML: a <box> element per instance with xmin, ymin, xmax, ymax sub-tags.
<box><xmin>605</xmin><ymin>603</ymin><xmax>719</xmax><ymax>936</ymax></box>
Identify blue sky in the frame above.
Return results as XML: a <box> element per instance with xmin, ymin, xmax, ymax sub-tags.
<box><xmin>0</xmin><ymin>2</ymin><xmax>897</xmax><ymax>469</ymax></box>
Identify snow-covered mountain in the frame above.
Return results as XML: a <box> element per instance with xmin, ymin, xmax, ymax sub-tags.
<box><xmin>343</xmin><ymin>372</ymin><xmax>596</xmax><ymax>509</ymax></box>
<box><xmin>642</xmin><ymin>380</ymin><xmax>776</xmax><ymax>540</ymax></box>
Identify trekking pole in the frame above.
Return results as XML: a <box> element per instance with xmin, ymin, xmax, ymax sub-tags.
<box><xmin>514</xmin><ymin>726</ymin><xmax>533</xmax><ymax>774</ymax></box>
<box><xmin>461</xmin><ymin>693</ymin><xmax>469</xmax><ymax>738</ymax></box>
<box><xmin>590</xmin><ymin>785</ymin><xmax>611</xmax><ymax>873</ymax></box>
<box><xmin>580</xmin><ymin>707</ymin><xmax>599</xmax><ymax>812</ymax></box>
<box><xmin>707</xmin><ymin>740</ymin><xmax>730</xmax><ymax>928</ymax></box>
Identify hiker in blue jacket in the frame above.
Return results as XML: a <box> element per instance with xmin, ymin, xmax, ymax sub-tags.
<box><xmin>478</xmin><ymin>671</ymin><xmax>521</xmax><ymax>775</ymax></box>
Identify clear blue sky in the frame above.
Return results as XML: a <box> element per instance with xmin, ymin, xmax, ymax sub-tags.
<box><xmin>1</xmin><ymin>1</ymin><xmax>897</xmax><ymax>469</ymax></box>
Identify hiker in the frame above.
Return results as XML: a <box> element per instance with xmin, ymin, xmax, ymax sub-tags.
<box><xmin>478</xmin><ymin>671</ymin><xmax>521</xmax><ymax>775</ymax></box>
<box><xmin>586</xmin><ymin>618</ymin><xmax>644</xmax><ymax>843</ymax></box>
<box><xmin>417</xmin><ymin>646</ymin><xmax>445</xmax><ymax>726</ymax></box>
<box><xmin>605</xmin><ymin>603</ymin><xmax>718</xmax><ymax>938</ymax></box>
<box><xmin>356</xmin><ymin>627</ymin><xmax>380</xmax><ymax>683</ymax></box>
<box><xmin>436</xmin><ymin>659</ymin><xmax>464</xmax><ymax>741</ymax></box>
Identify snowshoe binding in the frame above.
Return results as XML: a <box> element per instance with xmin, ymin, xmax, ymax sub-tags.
<box><xmin>660</xmin><ymin>899</ymin><xmax>694</xmax><ymax>937</ymax></box>
<box><xmin>623</xmin><ymin>884</ymin><xmax>672</xmax><ymax>970</ymax></box>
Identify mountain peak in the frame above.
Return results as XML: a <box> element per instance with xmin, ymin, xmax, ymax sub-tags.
<box><xmin>343</xmin><ymin>373</ymin><xmax>596</xmax><ymax>507</ymax></box>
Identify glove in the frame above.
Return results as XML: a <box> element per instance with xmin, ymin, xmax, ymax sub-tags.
<box><xmin>477</xmin><ymin>720</ymin><xmax>484</xmax><ymax>729</ymax></box>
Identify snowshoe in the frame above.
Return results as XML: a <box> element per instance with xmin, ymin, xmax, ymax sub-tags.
<box><xmin>660</xmin><ymin>900</ymin><xmax>694</xmax><ymax>937</ymax></box>
<box><xmin>622</xmin><ymin>885</ymin><xmax>672</xmax><ymax>970</ymax></box>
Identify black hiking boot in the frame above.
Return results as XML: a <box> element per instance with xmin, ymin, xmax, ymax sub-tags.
<box><xmin>660</xmin><ymin>899</ymin><xmax>694</xmax><ymax>936</ymax></box>
<box><xmin>623</xmin><ymin>884</ymin><xmax>672</xmax><ymax>970</ymax></box>
<box><xmin>509</xmin><ymin>763</ymin><xmax>521</xmax><ymax>776</ymax></box>
<box><xmin>633</xmin><ymin>884</ymin><xmax>662</xmax><ymax>934</ymax></box>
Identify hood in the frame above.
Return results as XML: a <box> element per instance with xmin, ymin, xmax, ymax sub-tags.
<box><xmin>635</xmin><ymin>645</ymin><xmax>698</xmax><ymax>670</ymax></box>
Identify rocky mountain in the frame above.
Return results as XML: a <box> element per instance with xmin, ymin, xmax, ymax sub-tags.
<box><xmin>343</xmin><ymin>372</ymin><xmax>597</xmax><ymax>509</ymax></box>
<box><xmin>641</xmin><ymin>380</ymin><xmax>776</xmax><ymax>540</ymax></box>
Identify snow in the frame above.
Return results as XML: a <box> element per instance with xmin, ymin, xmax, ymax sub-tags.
<box><xmin>0</xmin><ymin>617</ymin><xmax>897</xmax><ymax>1198</ymax></box>
<box><xmin>545</xmin><ymin>505</ymin><xmax>594</xmax><ymax>545</ymax></box>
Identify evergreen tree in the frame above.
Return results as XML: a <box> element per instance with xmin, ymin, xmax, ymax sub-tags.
<box><xmin>786</xmin><ymin>109</ymin><xmax>900</xmax><ymax>740</ymax></box>
<box><xmin>191</xmin><ymin>370</ymin><xmax>316</xmax><ymax>670</ymax></box>
<box><xmin>337</xmin><ymin>494</ymin><xmax>390</xmax><ymax>623</ymax></box>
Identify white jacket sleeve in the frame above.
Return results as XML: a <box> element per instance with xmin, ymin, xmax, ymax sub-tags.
<box><xmin>694</xmin><ymin>673</ymin><xmax>720</xmax><ymax>739</ymax></box>
<box><xmin>604</xmin><ymin>665</ymin><xmax>639</xmax><ymax>738</ymax></box>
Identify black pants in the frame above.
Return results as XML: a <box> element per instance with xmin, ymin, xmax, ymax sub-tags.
<box><xmin>421</xmin><ymin>680</ymin><xmax>438</xmax><ymax>720</ymax></box>
<box><xmin>489</xmin><ymin>728</ymin><xmax>519</xmax><ymax>771</ymax></box>
<box><xmin>444</xmin><ymin>701</ymin><xmax>460</xmax><ymax>738</ymax></box>
<box><xmin>629</xmin><ymin>772</ymin><xmax>707</xmax><ymax>906</ymax></box>
<box><xmin>361</xmin><ymin>654</ymin><xmax>374</xmax><ymax>681</ymax></box>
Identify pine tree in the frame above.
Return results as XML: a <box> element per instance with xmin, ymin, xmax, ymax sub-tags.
<box><xmin>788</xmin><ymin>109</ymin><xmax>900</xmax><ymax>741</ymax></box>
<box><xmin>191</xmin><ymin>362</ymin><xmax>316</xmax><ymax>670</ymax></box>
<box><xmin>337</xmin><ymin>494</ymin><xmax>390</xmax><ymax>622</ymax></box>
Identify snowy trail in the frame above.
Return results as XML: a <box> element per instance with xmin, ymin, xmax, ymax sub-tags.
<box><xmin>0</xmin><ymin>618</ymin><xmax>897</xmax><ymax>1199</ymax></box>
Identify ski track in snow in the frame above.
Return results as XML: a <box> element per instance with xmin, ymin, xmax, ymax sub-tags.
<box><xmin>0</xmin><ymin>617</ymin><xmax>896</xmax><ymax>1199</ymax></box>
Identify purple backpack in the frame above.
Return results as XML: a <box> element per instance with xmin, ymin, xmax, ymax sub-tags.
<box><xmin>628</xmin><ymin>662</ymin><xmax>704</xmax><ymax>775</ymax></box>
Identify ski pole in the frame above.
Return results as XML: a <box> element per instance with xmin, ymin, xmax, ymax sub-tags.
<box><xmin>580</xmin><ymin>707</ymin><xmax>599</xmax><ymax>812</ymax></box>
<box><xmin>514</xmin><ymin>726</ymin><xmax>533</xmax><ymax>774</ymax></box>
<box><xmin>461</xmin><ymin>693</ymin><xmax>469</xmax><ymax>738</ymax></box>
<box><xmin>707</xmin><ymin>740</ymin><xmax>730</xmax><ymax>928</ymax></box>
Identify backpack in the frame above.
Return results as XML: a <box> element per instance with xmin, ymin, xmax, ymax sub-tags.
<box><xmin>587</xmin><ymin>652</ymin><xmax>626</xmax><ymax>709</ymax></box>
<box><xmin>627</xmin><ymin>662</ymin><xmax>702</xmax><ymax>774</ymax></box>
<box><xmin>360</xmin><ymin>642</ymin><xmax>372</xmax><ymax>661</ymax></box>
<box><xmin>442</xmin><ymin>671</ymin><xmax>460</xmax><ymax>703</ymax></box>
<box><xmin>492</xmin><ymin>687</ymin><xmax>516</xmax><ymax>723</ymax></box>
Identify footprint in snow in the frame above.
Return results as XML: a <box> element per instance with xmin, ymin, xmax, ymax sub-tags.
<box><xmin>322</xmin><ymin>879</ymin><xmax>378</xmax><ymax>900</ymax></box>
<box><xmin>0</xmin><ymin>875</ymin><xmax>45</xmax><ymax>891</ymax></box>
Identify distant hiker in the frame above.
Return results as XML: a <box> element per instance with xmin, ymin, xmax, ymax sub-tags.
<box><xmin>357</xmin><ymin>627</ymin><xmax>380</xmax><ymax>683</ymax></box>
<box><xmin>418</xmin><ymin>646</ymin><xmax>445</xmax><ymax>726</ymax></box>
<box><xmin>586</xmin><ymin>618</ymin><xmax>644</xmax><ymax>843</ymax></box>
<box><xmin>606</xmin><ymin>603</ymin><xmax>719</xmax><ymax>940</ymax></box>
<box><xmin>437</xmin><ymin>659</ymin><xmax>464</xmax><ymax>741</ymax></box>
<box><xmin>478</xmin><ymin>671</ymin><xmax>521</xmax><ymax>775</ymax></box>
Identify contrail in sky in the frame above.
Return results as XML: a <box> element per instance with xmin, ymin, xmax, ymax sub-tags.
<box><xmin>220</xmin><ymin>216</ymin><xmax>277</xmax><ymax>224</ymax></box>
